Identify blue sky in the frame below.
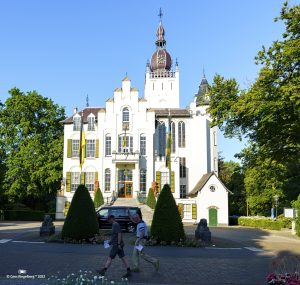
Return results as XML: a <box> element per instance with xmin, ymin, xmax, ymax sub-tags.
<box><xmin>0</xmin><ymin>0</ymin><xmax>295</xmax><ymax>162</ymax></box>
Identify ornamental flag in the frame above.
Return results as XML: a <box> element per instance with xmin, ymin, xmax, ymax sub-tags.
<box><xmin>79</xmin><ymin>115</ymin><xmax>85</xmax><ymax>170</ymax></box>
<box><xmin>165</xmin><ymin>112</ymin><xmax>172</xmax><ymax>169</ymax></box>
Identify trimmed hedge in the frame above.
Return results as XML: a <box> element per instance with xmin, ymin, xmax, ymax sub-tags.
<box><xmin>146</xmin><ymin>188</ymin><xmax>156</xmax><ymax>209</ymax></box>
<box><xmin>238</xmin><ymin>217</ymin><xmax>292</xmax><ymax>231</ymax></box>
<box><xmin>3</xmin><ymin>210</ymin><xmax>55</xmax><ymax>221</ymax></box>
<box><xmin>94</xmin><ymin>188</ymin><xmax>104</xmax><ymax>208</ymax></box>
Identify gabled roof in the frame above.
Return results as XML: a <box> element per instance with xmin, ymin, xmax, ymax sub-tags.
<box><xmin>188</xmin><ymin>172</ymin><xmax>232</xmax><ymax>197</ymax></box>
<box><xmin>61</xmin><ymin>107</ymin><xmax>105</xmax><ymax>124</ymax></box>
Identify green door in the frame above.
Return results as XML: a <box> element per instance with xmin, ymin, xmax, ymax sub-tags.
<box><xmin>209</xmin><ymin>208</ymin><xmax>218</xmax><ymax>226</ymax></box>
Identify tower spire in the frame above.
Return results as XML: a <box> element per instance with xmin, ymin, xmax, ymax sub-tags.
<box><xmin>156</xmin><ymin>8</ymin><xmax>166</xmax><ymax>48</ymax></box>
<box><xmin>158</xmin><ymin>7</ymin><xmax>163</xmax><ymax>20</ymax></box>
<box><xmin>86</xmin><ymin>94</ymin><xmax>89</xmax><ymax>107</ymax></box>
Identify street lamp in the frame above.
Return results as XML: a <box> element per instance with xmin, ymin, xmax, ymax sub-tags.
<box><xmin>273</xmin><ymin>195</ymin><xmax>279</xmax><ymax>219</ymax></box>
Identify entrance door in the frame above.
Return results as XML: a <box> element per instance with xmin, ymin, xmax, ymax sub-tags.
<box><xmin>125</xmin><ymin>182</ymin><xmax>133</xmax><ymax>198</ymax></box>
<box><xmin>209</xmin><ymin>208</ymin><xmax>218</xmax><ymax>226</ymax></box>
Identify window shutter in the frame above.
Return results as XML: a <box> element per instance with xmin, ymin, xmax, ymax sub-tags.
<box><xmin>67</xmin><ymin>140</ymin><xmax>72</xmax><ymax>158</ymax></box>
<box><xmin>178</xmin><ymin>203</ymin><xmax>183</xmax><ymax>218</ymax></box>
<box><xmin>171</xmin><ymin>171</ymin><xmax>175</xmax><ymax>193</ymax></box>
<box><xmin>81</xmin><ymin>172</ymin><xmax>85</xmax><ymax>185</ymax></box>
<box><xmin>66</xmin><ymin>172</ymin><xmax>71</xmax><ymax>192</ymax></box>
<box><xmin>155</xmin><ymin>171</ymin><xmax>161</xmax><ymax>192</ymax></box>
<box><xmin>95</xmin><ymin>171</ymin><xmax>98</xmax><ymax>183</ymax></box>
<box><xmin>192</xmin><ymin>204</ymin><xmax>197</xmax><ymax>220</ymax></box>
<box><xmin>96</xmin><ymin>139</ymin><xmax>99</xmax><ymax>158</ymax></box>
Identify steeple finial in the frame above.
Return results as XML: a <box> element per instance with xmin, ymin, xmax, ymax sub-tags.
<box><xmin>203</xmin><ymin>67</ymin><xmax>206</xmax><ymax>79</ymax></box>
<box><xmin>86</xmin><ymin>94</ymin><xmax>89</xmax><ymax>107</ymax></box>
<box><xmin>158</xmin><ymin>8</ymin><xmax>163</xmax><ymax>20</ymax></box>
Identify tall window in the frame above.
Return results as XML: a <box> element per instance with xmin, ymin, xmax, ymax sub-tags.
<box><xmin>86</xmin><ymin>139</ymin><xmax>96</xmax><ymax>158</ymax></box>
<box><xmin>180</xmin><ymin>157</ymin><xmax>186</xmax><ymax>178</ymax></box>
<box><xmin>171</xmin><ymin>121</ymin><xmax>176</xmax><ymax>153</ymax></box>
<box><xmin>122</xmin><ymin>107</ymin><xmax>129</xmax><ymax>122</ymax></box>
<box><xmin>140</xmin><ymin>135</ymin><xmax>146</xmax><ymax>156</ymax></box>
<box><xmin>71</xmin><ymin>172</ymin><xmax>80</xmax><ymax>192</ymax></box>
<box><xmin>178</xmin><ymin>121</ymin><xmax>186</xmax><ymax>147</ymax></box>
<box><xmin>105</xmin><ymin>169</ymin><xmax>111</xmax><ymax>192</ymax></box>
<box><xmin>160</xmin><ymin>171</ymin><xmax>169</xmax><ymax>189</ymax></box>
<box><xmin>72</xmin><ymin>139</ymin><xmax>79</xmax><ymax>157</ymax></box>
<box><xmin>85</xmin><ymin>172</ymin><xmax>95</xmax><ymax>192</ymax></box>
<box><xmin>105</xmin><ymin>135</ymin><xmax>111</xmax><ymax>156</ymax></box>
<box><xmin>118</xmin><ymin>135</ymin><xmax>133</xmax><ymax>153</ymax></box>
<box><xmin>157</xmin><ymin>122</ymin><xmax>166</xmax><ymax>157</ymax></box>
<box><xmin>184</xmin><ymin>204</ymin><xmax>192</xmax><ymax>219</ymax></box>
<box><xmin>88</xmin><ymin>116</ymin><xmax>95</xmax><ymax>131</ymax></box>
<box><xmin>73</xmin><ymin>117</ymin><xmax>81</xmax><ymax>131</ymax></box>
<box><xmin>180</xmin><ymin>185</ymin><xmax>187</xmax><ymax>198</ymax></box>
<box><xmin>140</xmin><ymin>169</ymin><xmax>147</xmax><ymax>192</ymax></box>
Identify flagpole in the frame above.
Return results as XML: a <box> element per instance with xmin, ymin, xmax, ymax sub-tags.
<box><xmin>168</xmin><ymin>109</ymin><xmax>171</xmax><ymax>187</ymax></box>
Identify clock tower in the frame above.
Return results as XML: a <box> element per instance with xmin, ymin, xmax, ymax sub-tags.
<box><xmin>144</xmin><ymin>10</ymin><xmax>180</xmax><ymax>109</ymax></box>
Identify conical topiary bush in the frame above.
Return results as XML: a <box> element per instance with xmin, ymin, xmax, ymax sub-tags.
<box><xmin>151</xmin><ymin>184</ymin><xmax>185</xmax><ymax>243</ymax></box>
<box><xmin>94</xmin><ymin>188</ymin><xmax>104</xmax><ymax>208</ymax></box>
<box><xmin>146</xmin><ymin>188</ymin><xmax>156</xmax><ymax>209</ymax></box>
<box><xmin>62</xmin><ymin>184</ymin><xmax>99</xmax><ymax>240</ymax></box>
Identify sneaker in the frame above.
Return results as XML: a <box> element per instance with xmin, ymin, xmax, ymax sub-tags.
<box><xmin>96</xmin><ymin>268</ymin><xmax>106</xmax><ymax>276</ymax></box>
<box><xmin>123</xmin><ymin>270</ymin><xmax>131</xmax><ymax>278</ymax></box>
<box><xmin>154</xmin><ymin>260</ymin><xmax>159</xmax><ymax>271</ymax></box>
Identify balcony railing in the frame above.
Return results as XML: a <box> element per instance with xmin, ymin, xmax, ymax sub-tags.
<box><xmin>150</xmin><ymin>71</ymin><xmax>175</xmax><ymax>78</ymax></box>
<box><xmin>112</xmin><ymin>151</ymin><xmax>140</xmax><ymax>163</ymax></box>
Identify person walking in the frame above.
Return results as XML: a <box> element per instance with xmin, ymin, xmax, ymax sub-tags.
<box><xmin>97</xmin><ymin>214</ymin><xmax>131</xmax><ymax>278</ymax></box>
<box><xmin>129</xmin><ymin>212</ymin><xmax>159</xmax><ymax>272</ymax></box>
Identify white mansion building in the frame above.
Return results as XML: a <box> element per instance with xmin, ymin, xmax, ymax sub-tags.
<box><xmin>56</xmin><ymin>15</ymin><xmax>230</xmax><ymax>226</ymax></box>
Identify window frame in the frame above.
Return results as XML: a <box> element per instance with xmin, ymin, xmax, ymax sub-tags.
<box><xmin>72</xmin><ymin>139</ymin><xmax>80</xmax><ymax>158</ymax></box>
<box><xmin>140</xmin><ymin>135</ymin><xmax>146</xmax><ymax>156</ymax></box>
<box><xmin>85</xmin><ymin>172</ymin><xmax>95</xmax><ymax>192</ymax></box>
<box><xmin>178</xmin><ymin>121</ymin><xmax>186</xmax><ymax>148</ymax></box>
<box><xmin>71</xmin><ymin>172</ymin><xmax>80</xmax><ymax>192</ymax></box>
<box><xmin>105</xmin><ymin>168</ymin><xmax>111</xmax><ymax>192</ymax></box>
<box><xmin>139</xmin><ymin>169</ymin><xmax>147</xmax><ymax>192</ymax></box>
<box><xmin>86</xmin><ymin>139</ymin><xmax>96</xmax><ymax>158</ymax></box>
<box><xmin>105</xmin><ymin>135</ymin><xmax>111</xmax><ymax>156</ymax></box>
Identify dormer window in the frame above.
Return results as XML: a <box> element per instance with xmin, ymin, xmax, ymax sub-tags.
<box><xmin>88</xmin><ymin>116</ymin><xmax>95</xmax><ymax>131</ymax></box>
<box><xmin>73</xmin><ymin>117</ymin><xmax>81</xmax><ymax>131</ymax></box>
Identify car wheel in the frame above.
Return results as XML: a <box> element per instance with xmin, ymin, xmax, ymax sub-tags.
<box><xmin>127</xmin><ymin>223</ymin><xmax>135</xmax><ymax>233</ymax></box>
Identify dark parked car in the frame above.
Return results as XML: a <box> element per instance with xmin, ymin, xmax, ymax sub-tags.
<box><xmin>96</xmin><ymin>206</ymin><xmax>142</xmax><ymax>233</ymax></box>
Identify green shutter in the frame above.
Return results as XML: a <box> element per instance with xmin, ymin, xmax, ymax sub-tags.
<box><xmin>178</xmin><ymin>203</ymin><xmax>183</xmax><ymax>218</ymax></box>
<box><xmin>81</xmin><ymin>172</ymin><xmax>85</xmax><ymax>185</ymax></box>
<box><xmin>192</xmin><ymin>204</ymin><xmax>197</xmax><ymax>220</ymax></box>
<box><xmin>67</xmin><ymin>139</ymin><xmax>72</xmax><ymax>158</ymax></box>
<box><xmin>156</xmin><ymin>171</ymin><xmax>161</xmax><ymax>192</ymax></box>
<box><xmin>66</xmin><ymin>172</ymin><xmax>71</xmax><ymax>192</ymax></box>
<box><xmin>95</xmin><ymin>171</ymin><xmax>98</xmax><ymax>182</ymax></box>
<box><xmin>171</xmin><ymin>171</ymin><xmax>175</xmax><ymax>193</ymax></box>
<box><xmin>96</xmin><ymin>139</ymin><xmax>99</xmax><ymax>158</ymax></box>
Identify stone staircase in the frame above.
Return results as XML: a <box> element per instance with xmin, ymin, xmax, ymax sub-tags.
<box><xmin>113</xmin><ymin>198</ymin><xmax>154</xmax><ymax>226</ymax></box>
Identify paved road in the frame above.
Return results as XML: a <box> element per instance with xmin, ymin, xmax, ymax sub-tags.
<box><xmin>0</xmin><ymin>239</ymin><xmax>270</xmax><ymax>285</ymax></box>
<box><xmin>1</xmin><ymin>221</ymin><xmax>299</xmax><ymax>284</ymax></box>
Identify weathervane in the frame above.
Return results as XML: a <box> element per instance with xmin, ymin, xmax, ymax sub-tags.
<box><xmin>86</xmin><ymin>94</ymin><xmax>89</xmax><ymax>107</ymax></box>
<box><xmin>158</xmin><ymin>8</ymin><xmax>163</xmax><ymax>20</ymax></box>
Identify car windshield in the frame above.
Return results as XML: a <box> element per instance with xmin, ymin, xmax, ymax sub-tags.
<box><xmin>110</xmin><ymin>208</ymin><xmax>127</xmax><ymax>217</ymax></box>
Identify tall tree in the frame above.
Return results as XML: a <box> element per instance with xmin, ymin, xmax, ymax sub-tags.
<box><xmin>0</xmin><ymin>88</ymin><xmax>65</xmax><ymax>209</ymax></box>
<box><xmin>205</xmin><ymin>2</ymin><xmax>300</xmax><ymax>213</ymax></box>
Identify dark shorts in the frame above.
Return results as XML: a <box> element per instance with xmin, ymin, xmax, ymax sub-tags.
<box><xmin>109</xmin><ymin>245</ymin><xmax>125</xmax><ymax>259</ymax></box>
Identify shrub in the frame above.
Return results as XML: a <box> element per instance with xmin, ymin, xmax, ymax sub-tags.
<box><xmin>229</xmin><ymin>216</ymin><xmax>239</xmax><ymax>226</ymax></box>
<box><xmin>4</xmin><ymin>210</ymin><xmax>45</xmax><ymax>221</ymax></box>
<box><xmin>146</xmin><ymin>188</ymin><xmax>156</xmax><ymax>209</ymax></box>
<box><xmin>61</xmin><ymin>184</ymin><xmax>99</xmax><ymax>240</ymax></box>
<box><xmin>94</xmin><ymin>188</ymin><xmax>104</xmax><ymax>208</ymax></box>
<box><xmin>151</xmin><ymin>184</ymin><xmax>185</xmax><ymax>243</ymax></box>
<box><xmin>238</xmin><ymin>217</ymin><xmax>282</xmax><ymax>230</ymax></box>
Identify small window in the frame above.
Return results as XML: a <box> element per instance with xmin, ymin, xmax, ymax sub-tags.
<box><xmin>180</xmin><ymin>185</ymin><xmax>186</xmax><ymax>198</ymax></box>
<box><xmin>86</xmin><ymin>140</ymin><xmax>96</xmax><ymax>158</ymax></box>
<box><xmin>140</xmin><ymin>135</ymin><xmax>146</xmax><ymax>156</ymax></box>
<box><xmin>71</xmin><ymin>172</ymin><xmax>80</xmax><ymax>192</ymax></box>
<box><xmin>140</xmin><ymin>169</ymin><xmax>147</xmax><ymax>192</ymax></box>
<box><xmin>209</xmin><ymin>185</ymin><xmax>216</xmax><ymax>192</ymax></box>
<box><xmin>105</xmin><ymin>135</ymin><xmax>111</xmax><ymax>156</ymax></box>
<box><xmin>105</xmin><ymin>169</ymin><xmax>111</xmax><ymax>192</ymax></box>
<box><xmin>179</xmin><ymin>157</ymin><xmax>186</xmax><ymax>178</ymax></box>
<box><xmin>72</xmin><ymin>140</ymin><xmax>80</xmax><ymax>157</ymax></box>
<box><xmin>122</xmin><ymin>107</ymin><xmax>129</xmax><ymax>122</ymax></box>
<box><xmin>178</xmin><ymin>121</ymin><xmax>186</xmax><ymax>147</ymax></box>
<box><xmin>85</xmin><ymin>172</ymin><xmax>95</xmax><ymax>192</ymax></box>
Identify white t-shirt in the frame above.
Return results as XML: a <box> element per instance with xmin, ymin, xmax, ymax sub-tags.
<box><xmin>136</xmin><ymin>220</ymin><xmax>148</xmax><ymax>238</ymax></box>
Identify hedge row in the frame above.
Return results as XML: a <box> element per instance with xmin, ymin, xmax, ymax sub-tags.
<box><xmin>3</xmin><ymin>210</ymin><xmax>56</xmax><ymax>221</ymax></box>
<box><xmin>237</xmin><ymin>216</ymin><xmax>292</xmax><ymax>230</ymax></box>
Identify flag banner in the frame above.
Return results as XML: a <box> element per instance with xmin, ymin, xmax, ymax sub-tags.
<box><xmin>79</xmin><ymin>117</ymin><xmax>85</xmax><ymax>170</ymax></box>
<box><xmin>165</xmin><ymin>113</ymin><xmax>172</xmax><ymax>168</ymax></box>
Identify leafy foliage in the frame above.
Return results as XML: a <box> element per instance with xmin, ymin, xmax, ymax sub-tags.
<box><xmin>0</xmin><ymin>88</ymin><xmax>65</xmax><ymax>209</ymax></box>
<box><xmin>151</xmin><ymin>184</ymin><xmax>184</xmax><ymax>243</ymax></box>
<box><xmin>205</xmin><ymin>3</ymin><xmax>300</xmax><ymax>215</ymax></box>
<box><xmin>146</xmin><ymin>188</ymin><xmax>156</xmax><ymax>209</ymax></box>
<box><xmin>93</xmin><ymin>188</ymin><xmax>104</xmax><ymax>208</ymax></box>
<box><xmin>62</xmin><ymin>185</ymin><xmax>99</xmax><ymax>240</ymax></box>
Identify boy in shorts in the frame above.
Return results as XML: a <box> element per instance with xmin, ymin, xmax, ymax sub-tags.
<box><xmin>97</xmin><ymin>214</ymin><xmax>131</xmax><ymax>278</ymax></box>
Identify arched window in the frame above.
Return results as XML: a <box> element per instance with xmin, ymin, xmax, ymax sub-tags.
<box><xmin>118</xmin><ymin>134</ymin><xmax>133</xmax><ymax>153</ymax></box>
<box><xmin>87</xmin><ymin>115</ymin><xmax>95</xmax><ymax>131</ymax></box>
<box><xmin>171</xmin><ymin>121</ymin><xmax>176</xmax><ymax>153</ymax></box>
<box><xmin>105</xmin><ymin>169</ymin><xmax>111</xmax><ymax>192</ymax></box>
<box><xmin>122</xmin><ymin>107</ymin><xmax>129</xmax><ymax>122</ymax></box>
<box><xmin>158</xmin><ymin>122</ymin><xmax>166</xmax><ymax>157</ymax></box>
<box><xmin>140</xmin><ymin>169</ymin><xmax>147</xmax><ymax>192</ymax></box>
<box><xmin>105</xmin><ymin>134</ymin><xmax>111</xmax><ymax>156</ymax></box>
<box><xmin>178</xmin><ymin>121</ymin><xmax>185</xmax><ymax>147</ymax></box>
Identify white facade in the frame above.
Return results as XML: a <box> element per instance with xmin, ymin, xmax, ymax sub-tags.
<box><xmin>56</xmin><ymin>15</ymin><xmax>229</xmax><ymax>225</ymax></box>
